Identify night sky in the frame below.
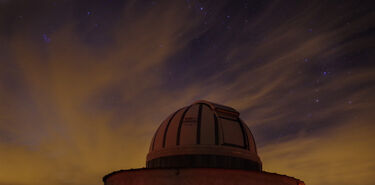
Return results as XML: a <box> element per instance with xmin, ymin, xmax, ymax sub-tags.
<box><xmin>0</xmin><ymin>0</ymin><xmax>374</xmax><ymax>185</ymax></box>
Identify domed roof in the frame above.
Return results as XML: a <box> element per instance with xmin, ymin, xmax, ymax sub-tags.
<box><xmin>146</xmin><ymin>100</ymin><xmax>262</xmax><ymax>171</ymax></box>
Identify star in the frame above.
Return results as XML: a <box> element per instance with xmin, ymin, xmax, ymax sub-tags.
<box><xmin>42</xmin><ymin>33</ymin><xmax>51</xmax><ymax>43</ymax></box>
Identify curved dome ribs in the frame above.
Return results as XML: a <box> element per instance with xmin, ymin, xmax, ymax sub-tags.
<box><xmin>147</xmin><ymin>100</ymin><xmax>262</xmax><ymax>171</ymax></box>
<box><xmin>162</xmin><ymin>110</ymin><xmax>179</xmax><ymax>148</ymax></box>
<box><xmin>213</xmin><ymin>112</ymin><xmax>219</xmax><ymax>145</ymax></box>
<box><xmin>176</xmin><ymin>105</ymin><xmax>192</xmax><ymax>145</ymax></box>
<box><xmin>238</xmin><ymin>117</ymin><xmax>250</xmax><ymax>150</ymax></box>
<box><xmin>196</xmin><ymin>104</ymin><xmax>202</xmax><ymax>144</ymax></box>
<box><xmin>202</xmin><ymin>103</ymin><xmax>219</xmax><ymax>145</ymax></box>
<box><xmin>241</xmin><ymin>119</ymin><xmax>258</xmax><ymax>153</ymax></box>
<box><xmin>219</xmin><ymin>117</ymin><xmax>250</xmax><ymax>150</ymax></box>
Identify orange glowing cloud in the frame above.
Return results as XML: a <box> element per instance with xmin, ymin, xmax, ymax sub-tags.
<box><xmin>0</xmin><ymin>1</ymin><xmax>374</xmax><ymax>185</ymax></box>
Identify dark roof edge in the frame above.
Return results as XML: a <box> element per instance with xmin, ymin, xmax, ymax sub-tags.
<box><xmin>102</xmin><ymin>168</ymin><xmax>146</xmax><ymax>182</ymax></box>
<box><xmin>102</xmin><ymin>168</ymin><xmax>304</xmax><ymax>183</ymax></box>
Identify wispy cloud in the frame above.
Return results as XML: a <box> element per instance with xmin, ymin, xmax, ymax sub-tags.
<box><xmin>259</xmin><ymin>118</ymin><xmax>375</xmax><ymax>185</ymax></box>
<box><xmin>0</xmin><ymin>0</ymin><xmax>373</xmax><ymax>185</ymax></box>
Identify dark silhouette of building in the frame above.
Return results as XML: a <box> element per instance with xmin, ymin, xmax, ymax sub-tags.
<box><xmin>103</xmin><ymin>100</ymin><xmax>305</xmax><ymax>185</ymax></box>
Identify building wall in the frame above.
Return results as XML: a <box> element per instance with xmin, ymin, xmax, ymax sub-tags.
<box><xmin>104</xmin><ymin>168</ymin><xmax>303</xmax><ymax>185</ymax></box>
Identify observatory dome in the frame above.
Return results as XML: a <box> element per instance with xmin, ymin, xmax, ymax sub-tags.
<box><xmin>146</xmin><ymin>100</ymin><xmax>262</xmax><ymax>171</ymax></box>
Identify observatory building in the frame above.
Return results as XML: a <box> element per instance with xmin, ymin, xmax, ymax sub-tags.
<box><xmin>103</xmin><ymin>100</ymin><xmax>305</xmax><ymax>185</ymax></box>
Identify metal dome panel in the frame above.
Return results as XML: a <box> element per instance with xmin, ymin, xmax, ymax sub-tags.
<box><xmin>221</xmin><ymin>118</ymin><xmax>245</xmax><ymax>147</ymax></box>
<box><xmin>164</xmin><ymin>108</ymin><xmax>185</xmax><ymax>147</ymax></box>
<box><xmin>200</xmin><ymin>104</ymin><xmax>216</xmax><ymax>145</ymax></box>
<box><xmin>179</xmin><ymin>104</ymin><xmax>199</xmax><ymax>145</ymax></box>
<box><xmin>147</xmin><ymin>100</ymin><xmax>262</xmax><ymax>171</ymax></box>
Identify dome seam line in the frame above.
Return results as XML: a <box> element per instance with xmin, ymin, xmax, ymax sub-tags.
<box><xmin>176</xmin><ymin>106</ymin><xmax>191</xmax><ymax>145</ymax></box>
<box><xmin>162</xmin><ymin>110</ymin><xmax>179</xmax><ymax>148</ymax></box>
<box><xmin>196</xmin><ymin>104</ymin><xmax>203</xmax><ymax>144</ymax></box>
